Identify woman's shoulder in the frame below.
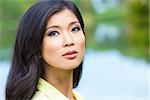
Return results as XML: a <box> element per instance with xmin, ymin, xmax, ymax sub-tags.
<box><xmin>73</xmin><ymin>90</ymin><xmax>85</xmax><ymax>100</ymax></box>
<box><xmin>31</xmin><ymin>91</ymin><xmax>51</xmax><ymax>100</ymax></box>
<box><xmin>32</xmin><ymin>90</ymin><xmax>84</xmax><ymax>100</ymax></box>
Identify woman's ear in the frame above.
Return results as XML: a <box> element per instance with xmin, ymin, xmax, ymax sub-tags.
<box><xmin>38</xmin><ymin>54</ymin><xmax>42</xmax><ymax>59</ymax></box>
<box><xmin>38</xmin><ymin>47</ymin><xmax>42</xmax><ymax>59</ymax></box>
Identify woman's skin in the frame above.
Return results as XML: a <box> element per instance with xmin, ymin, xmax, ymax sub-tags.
<box><xmin>41</xmin><ymin>8</ymin><xmax>85</xmax><ymax>100</ymax></box>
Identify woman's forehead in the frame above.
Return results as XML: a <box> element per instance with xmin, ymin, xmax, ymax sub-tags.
<box><xmin>46</xmin><ymin>9</ymin><xmax>79</xmax><ymax>27</ymax></box>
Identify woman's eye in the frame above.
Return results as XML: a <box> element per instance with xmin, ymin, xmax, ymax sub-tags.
<box><xmin>72</xmin><ymin>27</ymin><xmax>80</xmax><ymax>33</ymax></box>
<box><xmin>48</xmin><ymin>31</ymin><xmax>59</xmax><ymax>36</ymax></box>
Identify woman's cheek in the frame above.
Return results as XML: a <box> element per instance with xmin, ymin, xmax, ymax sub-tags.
<box><xmin>77</xmin><ymin>34</ymin><xmax>85</xmax><ymax>54</ymax></box>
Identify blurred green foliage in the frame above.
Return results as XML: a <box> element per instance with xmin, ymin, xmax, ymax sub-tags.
<box><xmin>0</xmin><ymin>0</ymin><xmax>36</xmax><ymax>49</ymax></box>
<box><xmin>76</xmin><ymin>0</ymin><xmax>149</xmax><ymax>61</ymax></box>
<box><xmin>123</xmin><ymin>0</ymin><xmax>149</xmax><ymax>61</ymax></box>
<box><xmin>0</xmin><ymin>0</ymin><xmax>149</xmax><ymax>62</ymax></box>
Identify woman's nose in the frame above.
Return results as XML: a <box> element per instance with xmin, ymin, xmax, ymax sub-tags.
<box><xmin>63</xmin><ymin>33</ymin><xmax>74</xmax><ymax>47</ymax></box>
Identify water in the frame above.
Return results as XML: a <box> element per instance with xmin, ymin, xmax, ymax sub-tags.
<box><xmin>0</xmin><ymin>50</ymin><xmax>149</xmax><ymax>100</ymax></box>
<box><xmin>76</xmin><ymin>49</ymin><xmax>149</xmax><ymax>100</ymax></box>
<box><xmin>0</xmin><ymin>61</ymin><xmax>10</xmax><ymax>100</ymax></box>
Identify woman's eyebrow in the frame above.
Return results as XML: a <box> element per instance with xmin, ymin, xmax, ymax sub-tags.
<box><xmin>46</xmin><ymin>25</ymin><xmax>60</xmax><ymax>30</ymax></box>
<box><xmin>46</xmin><ymin>21</ymin><xmax>80</xmax><ymax>30</ymax></box>
<box><xmin>69</xmin><ymin>21</ymin><xmax>79</xmax><ymax>25</ymax></box>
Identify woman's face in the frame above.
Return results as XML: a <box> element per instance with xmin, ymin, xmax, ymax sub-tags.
<box><xmin>41</xmin><ymin>9</ymin><xmax>85</xmax><ymax>70</ymax></box>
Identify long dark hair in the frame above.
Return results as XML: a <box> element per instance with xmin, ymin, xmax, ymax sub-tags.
<box><xmin>6</xmin><ymin>0</ymin><xmax>85</xmax><ymax>100</ymax></box>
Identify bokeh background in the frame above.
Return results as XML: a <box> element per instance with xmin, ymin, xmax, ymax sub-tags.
<box><xmin>0</xmin><ymin>0</ymin><xmax>149</xmax><ymax>100</ymax></box>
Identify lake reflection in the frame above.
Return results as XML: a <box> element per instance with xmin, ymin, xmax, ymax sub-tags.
<box><xmin>0</xmin><ymin>50</ymin><xmax>149</xmax><ymax>100</ymax></box>
<box><xmin>94</xmin><ymin>24</ymin><xmax>121</xmax><ymax>43</ymax></box>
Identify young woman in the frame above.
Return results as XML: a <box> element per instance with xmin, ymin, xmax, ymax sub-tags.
<box><xmin>6</xmin><ymin>0</ymin><xmax>85</xmax><ymax>100</ymax></box>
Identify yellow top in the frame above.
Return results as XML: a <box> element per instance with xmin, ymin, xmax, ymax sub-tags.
<box><xmin>32</xmin><ymin>78</ymin><xmax>84</xmax><ymax>100</ymax></box>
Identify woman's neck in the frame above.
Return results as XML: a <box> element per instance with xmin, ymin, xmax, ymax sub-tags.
<box><xmin>44</xmin><ymin>66</ymin><xmax>75</xmax><ymax>100</ymax></box>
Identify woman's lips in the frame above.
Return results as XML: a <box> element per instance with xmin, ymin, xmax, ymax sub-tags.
<box><xmin>63</xmin><ymin>50</ymin><xmax>78</xmax><ymax>59</ymax></box>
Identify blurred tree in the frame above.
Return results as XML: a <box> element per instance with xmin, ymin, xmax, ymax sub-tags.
<box><xmin>123</xmin><ymin>0</ymin><xmax>149</xmax><ymax>61</ymax></box>
<box><xmin>0</xmin><ymin>0</ymin><xmax>36</xmax><ymax>49</ymax></box>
